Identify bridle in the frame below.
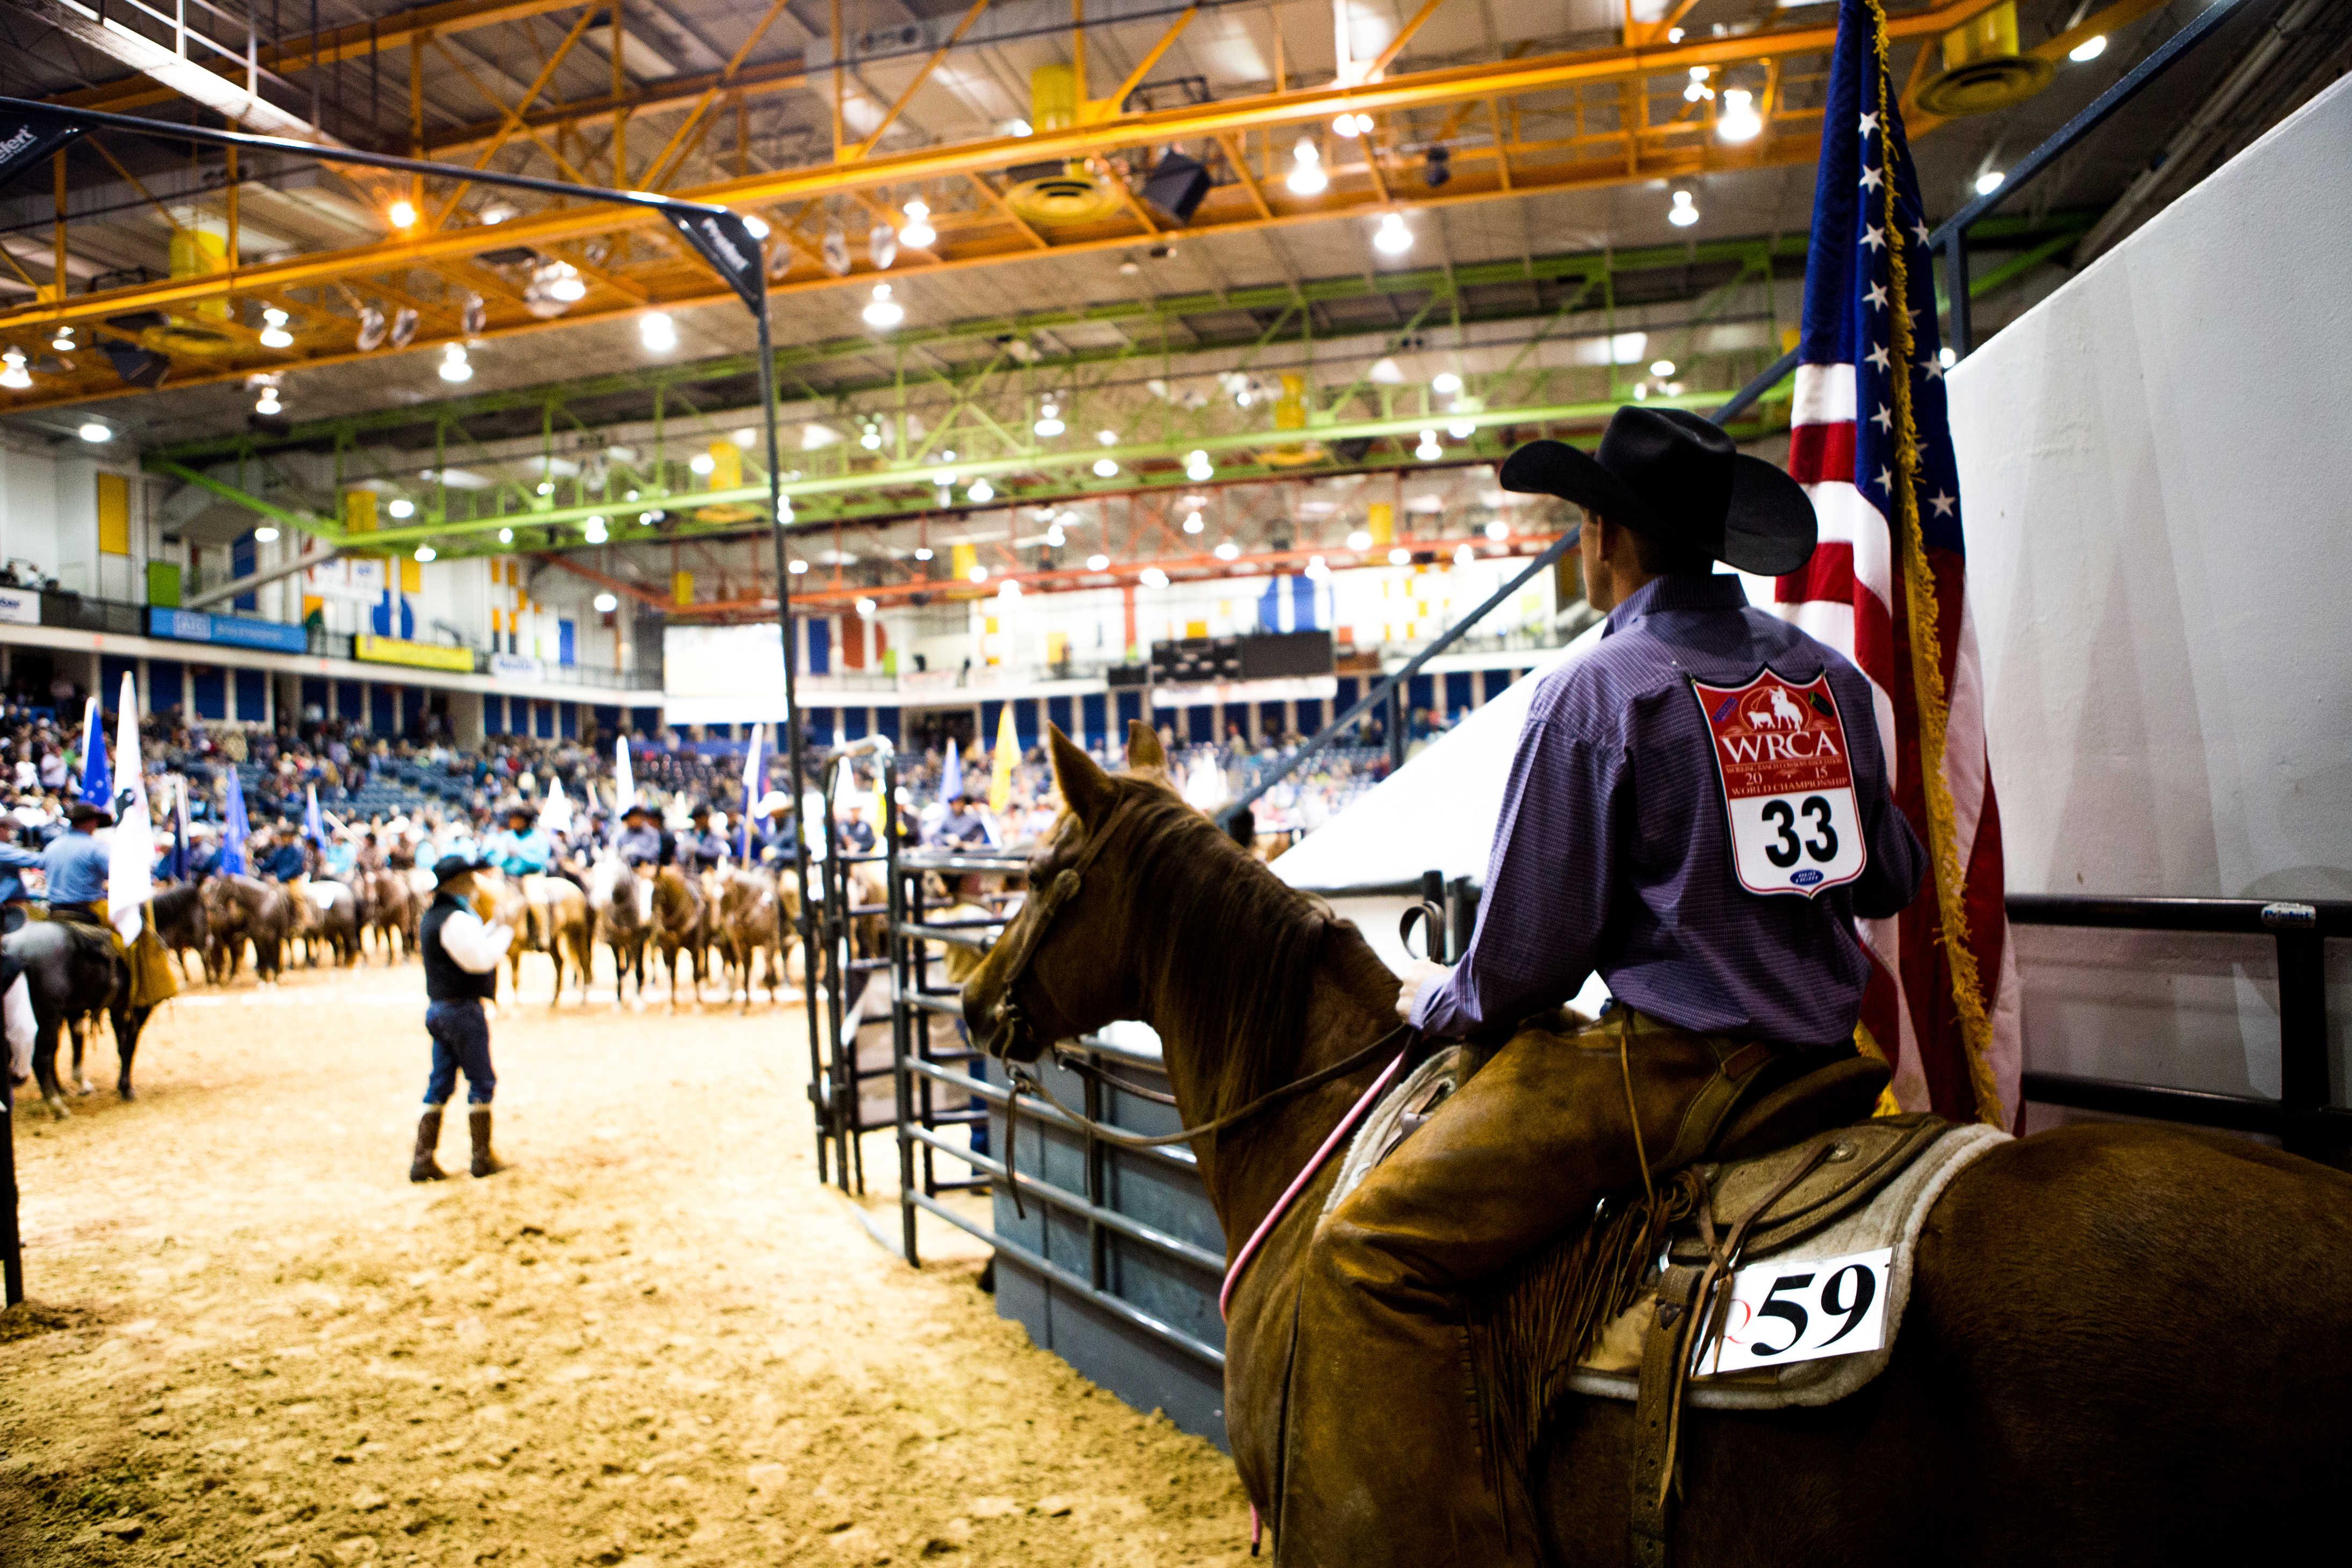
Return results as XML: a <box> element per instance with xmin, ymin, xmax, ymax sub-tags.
<box><xmin>976</xmin><ymin>790</ymin><xmax>1413</xmax><ymax>1213</ymax></box>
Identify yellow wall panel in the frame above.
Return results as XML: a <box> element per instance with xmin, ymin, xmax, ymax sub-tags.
<box><xmin>96</xmin><ymin>473</ymin><xmax>130</xmax><ymax>556</ymax></box>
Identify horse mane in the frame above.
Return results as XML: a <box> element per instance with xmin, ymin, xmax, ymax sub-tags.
<box><xmin>1101</xmin><ymin>776</ymin><xmax>1347</xmax><ymax>1124</ymax></box>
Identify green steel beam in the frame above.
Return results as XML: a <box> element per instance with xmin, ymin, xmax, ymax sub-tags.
<box><xmin>146</xmin><ymin>213</ymin><xmax>2089</xmax><ymax>467</ymax></box>
<box><xmin>161</xmin><ymin>463</ymin><xmax>348</xmax><ymax>542</ymax></box>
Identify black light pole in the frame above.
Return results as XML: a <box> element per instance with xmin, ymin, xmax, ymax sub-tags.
<box><xmin>754</xmin><ymin>309</ymin><xmax>826</xmax><ymax>1176</ymax></box>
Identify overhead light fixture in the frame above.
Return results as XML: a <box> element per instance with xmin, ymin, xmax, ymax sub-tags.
<box><xmin>249</xmin><ymin>525</ymin><xmax>278</xmax><ymax>545</ymax></box>
<box><xmin>1006</xmin><ymin>118</ymin><xmax>1033</xmax><ymax>137</ymax></box>
<box><xmin>1432</xmin><ymin>371</ymin><xmax>1462</xmax><ymax>395</ymax></box>
<box><xmin>739</xmin><ymin>213</ymin><xmax>770</xmax><ymax>240</ymax></box>
<box><xmin>1093</xmin><ymin>458</ymin><xmax>1119</xmax><ymax>477</ymax></box>
<box><xmin>1651</xmin><ymin>359</ymin><xmax>1677</xmax><ymax>377</ymax></box>
<box><xmin>2068</xmin><ymin>33</ymin><xmax>2107</xmax><ymax>63</ymax></box>
<box><xmin>438</xmin><ymin>343</ymin><xmax>473</xmax><ymax>382</ymax></box>
<box><xmin>1684</xmin><ymin>66</ymin><xmax>1715</xmax><ymax>104</ymax></box>
<box><xmin>584</xmin><ymin>515</ymin><xmax>608</xmax><ymax>544</ymax></box>
<box><xmin>862</xmin><ymin>283</ymin><xmax>904</xmax><ymax>329</ymax></box>
<box><xmin>388</xmin><ymin>198</ymin><xmax>417</xmax><ymax>230</ymax></box>
<box><xmin>1668</xmin><ymin>190</ymin><xmax>1699</xmax><ymax>227</ymax></box>
<box><xmin>478</xmin><ymin>200</ymin><xmax>516</xmax><ymax>226</ymax></box>
<box><xmin>388</xmin><ymin>498</ymin><xmax>415</xmax><ymax>519</ymax></box>
<box><xmin>1033</xmin><ymin>399</ymin><xmax>1064</xmax><ymax>437</ymax></box>
<box><xmin>640</xmin><ymin>312</ymin><xmax>677</xmax><ymax>352</ymax></box>
<box><xmin>1388</xmin><ymin>546</ymin><xmax>1411</xmax><ymax>566</ymax></box>
<box><xmin>76</xmin><ymin>421</ymin><xmax>110</xmax><ymax>443</ymax></box>
<box><xmin>1286</xmin><ymin>138</ymin><xmax>1329</xmax><ymax>197</ymax></box>
<box><xmin>1346</xmin><ymin>529</ymin><xmax>1373</xmax><ymax>551</ymax></box>
<box><xmin>869</xmin><ymin>224</ymin><xmax>898</xmax><ymax>270</ymax></box>
<box><xmin>1085</xmin><ymin>553</ymin><xmax>1109</xmax><ymax>571</ymax></box>
<box><xmin>1373</xmin><ymin>212</ymin><xmax>1413</xmax><ymax>256</ymax></box>
<box><xmin>737</xmin><ymin>427</ymin><xmax>761</xmax><ymax>449</ymax></box>
<box><xmin>0</xmin><ymin>350</ymin><xmax>30</xmax><ymax>390</ymax></box>
<box><xmin>1213</xmin><ymin>540</ymin><xmax>1240</xmax><ymax>561</ymax></box>
<box><xmin>258</xmin><ymin>307</ymin><xmax>293</xmax><ymax>349</ymax></box>
<box><xmin>415</xmin><ymin>545</ymin><xmax>437</xmax><ymax>562</ymax></box>
<box><xmin>638</xmin><ymin>511</ymin><xmax>656</xmax><ymax>524</ymax></box>
<box><xmin>899</xmin><ymin>199</ymin><xmax>936</xmax><ymax>250</ymax></box>
<box><xmin>1182</xmin><ymin>511</ymin><xmax>1204</xmax><ymax>534</ymax></box>
<box><xmin>967</xmin><ymin>563</ymin><xmax>988</xmax><ymax>583</ymax></box>
<box><xmin>968</xmin><ymin>479</ymin><xmax>994</xmax><ymax>503</ymax></box>
<box><xmin>1096</xmin><ymin>428</ymin><xmax>1118</xmax><ymax>445</ymax></box>
<box><xmin>1454</xmin><ymin>543</ymin><xmax>1477</xmax><ymax>567</ymax></box>
<box><xmin>998</xmin><ymin>579</ymin><xmax>1022</xmax><ymax>601</ymax></box>
<box><xmin>913</xmin><ymin>546</ymin><xmax>934</xmax><ymax>561</ymax></box>
<box><xmin>1416</xmin><ymin>430</ymin><xmax>1442</xmax><ymax>460</ymax></box>
<box><xmin>1975</xmin><ymin>169</ymin><xmax>2005</xmax><ymax>196</ymax></box>
<box><xmin>1370</xmin><ymin>356</ymin><xmax>1404</xmax><ymax>385</ymax></box>
<box><xmin>1940</xmin><ymin>346</ymin><xmax>1959</xmax><ymax>369</ymax></box>
<box><xmin>50</xmin><ymin>326</ymin><xmax>74</xmax><ymax>352</ymax></box>
<box><xmin>1484</xmin><ymin>518</ymin><xmax>1509</xmax><ymax>540</ymax></box>
<box><xmin>1045</xmin><ymin>523</ymin><xmax>1065</xmax><ymax>546</ymax></box>
<box><xmin>690</xmin><ymin>453</ymin><xmax>716</xmax><ymax>475</ymax></box>
<box><xmin>854</xmin><ymin>596</ymin><xmax>877</xmax><ymax>617</ymax></box>
<box><xmin>1447</xmin><ymin>420</ymin><xmax>1476</xmax><ymax>439</ymax></box>
<box><xmin>789</xmin><ymin>558</ymin><xmax>810</xmax><ymax>575</ymax></box>
<box><xmin>594</xmin><ymin>591</ymin><xmax>619</xmax><ymax>612</ymax></box>
<box><xmin>1716</xmin><ymin>88</ymin><xmax>1763</xmax><ymax>144</ymax></box>
<box><xmin>861</xmin><ymin>423</ymin><xmax>884</xmax><ymax>450</ymax></box>
<box><xmin>1185</xmin><ymin>449</ymin><xmax>1213</xmax><ymax>481</ymax></box>
<box><xmin>1139</xmin><ymin>567</ymin><xmax>1170</xmax><ymax>588</ymax></box>
<box><xmin>1305</xmin><ymin>554</ymin><xmax>1330</xmax><ymax>580</ymax></box>
<box><xmin>1333</xmin><ymin>111</ymin><xmax>1372</xmax><ymax>138</ymax></box>
<box><xmin>254</xmin><ymin>384</ymin><xmax>283</xmax><ymax>415</ymax></box>
<box><xmin>498</xmin><ymin>527</ymin><xmax>514</xmax><ymax>544</ymax></box>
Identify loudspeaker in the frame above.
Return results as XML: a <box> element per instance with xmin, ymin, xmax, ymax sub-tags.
<box><xmin>1142</xmin><ymin>153</ymin><xmax>1212</xmax><ymax>225</ymax></box>
<box><xmin>100</xmin><ymin>340</ymin><xmax>170</xmax><ymax>389</ymax></box>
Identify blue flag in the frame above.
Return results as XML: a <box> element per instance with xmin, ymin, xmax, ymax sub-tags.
<box><xmin>77</xmin><ymin>695</ymin><xmax>110</xmax><ymax>809</ymax></box>
<box><xmin>221</xmin><ymin>771</ymin><xmax>250</xmax><ymax>876</ymax></box>
<box><xmin>305</xmin><ymin>783</ymin><xmax>328</xmax><ymax>849</ymax></box>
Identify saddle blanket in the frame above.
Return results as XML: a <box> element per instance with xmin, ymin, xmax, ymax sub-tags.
<box><xmin>1322</xmin><ymin>1046</ymin><xmax>2012</xmax><ymax>1412</ymax></box>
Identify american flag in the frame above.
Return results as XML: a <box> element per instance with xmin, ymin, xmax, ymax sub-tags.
<box><xmin>1777</xmin><ymin>0</ymin><xmax>2021</xmax><ymax>1126</ymax></box>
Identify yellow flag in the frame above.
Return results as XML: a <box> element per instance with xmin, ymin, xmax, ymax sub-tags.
<box><xmin>989</xmin><ymin>704</ymin><xmax>1019</xmax><ymax>815</ymax></box>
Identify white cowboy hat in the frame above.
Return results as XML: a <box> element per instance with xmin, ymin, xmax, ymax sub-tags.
<box><xmin>754</xmin><ymin>790</ymin><xmax>792</xmax><ymax>816</ymax></box>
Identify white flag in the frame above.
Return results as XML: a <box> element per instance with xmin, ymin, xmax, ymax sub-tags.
<box><xmin>543</xmin><ymin>776</ymin><xmax>574</xmax><ymax>836</ymax></box>
<box><xmin>738</xmin><ymin>728</ymin><xmax>763</xmax><ymax>860</ymax></box>
<box><xmin>108</xmin><ymin>673</ymin><xmax>154</xmax><ymax>942</ymax></box>
<box><xmin>614</xmin><ymin>735</ymin><xmax>634</xmax><ymax>816</ymax></box>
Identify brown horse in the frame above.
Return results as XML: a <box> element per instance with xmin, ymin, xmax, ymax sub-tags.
<box><xmin>707</xmin><ymin>866</ymin><xmax>788</xmax><ymax>1011</ymax></box>
<box><xmin>522</xmin><ymin>873</ymin><xmax>594</xmax><ymax>1008</ymax></box>
<box><xmin>960</xmin><ymin>722</ymin><xmax>2352</xmax><ymax>1567</ymax></box>
<box><xmin>363</xmin><ymin>865</ymin><xmax>418</xmax><ymax>963</ymax></box>
<box><xmin>587</xmin><ymin>852</ymin><xmax>651</xmax><ymax>1006</ymax></box>
<box><xmin>203</xmin><ymin>873</ymin><xmax>292</xmax><ymax>983</ymax></box>
<box><xmin>650</xmin><ymin>866</ymin><xmax>710</xmax><ymax>1008</ymax></box>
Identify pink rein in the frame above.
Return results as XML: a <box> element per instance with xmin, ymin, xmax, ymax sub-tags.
<box><xmin>1219</xmin><ymin>1049</ymin><xmax>1408</xmax><ymax>1557</ymax></box>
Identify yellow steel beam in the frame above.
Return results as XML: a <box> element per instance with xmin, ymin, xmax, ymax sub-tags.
<box><xmin>51</xmin><ymin>0</ymin><xmax>594</xmax><ymax>116</ymax></box>
<box><xmin>843</xmin><ymin>0</ymin><xmax>998</xmax><ymax>161</ymax></box>
<box><xmin>420</xmin><ymin>57</ymin><xmax>809</xmax><ymax>154</ymax></box>
<box><xmin>428</xmin><ymin>6</ymin><xmax>602</xmax><ymax>227</ymax></box>
<box><xmin>1095</xmin><ymin>5</ymin><xmax>1199</xmax><ymax>117</ymax></box>
<box><xmin>637</xmin><ymin>0</ymin><xmax>799</xmax><ymax>188</ymax></box>
<box><xmin>1368</xmin><ymin>0</ymin><xmax>1448</xmax><ymax>77</ymax></box>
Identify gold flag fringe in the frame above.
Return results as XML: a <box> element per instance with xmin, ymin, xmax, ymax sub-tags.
<box><xmin>1868</xmin><ymin>0</ymin><xmax>2004</xmax><ymax>1129</ymax></box>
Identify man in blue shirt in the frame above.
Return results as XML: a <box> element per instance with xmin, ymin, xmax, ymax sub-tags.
<box><xmin>485</xmin><ymin>806</ymin><xmax>552</xmax><ymax>879</ymax></box>
<box><xmin>614</xmin><ymin>803</ymin><xmax>666</xmax><ymax>868</ymax></box>
<box><xmin>0</xmin><ymin>818</ymin><xmax>47</xmax><ymax>933</ymax></box>
<box><xmin>1286</xmin><ymin>410</ymin><xmax>1927</xmax><ymax>1563</ymax></box>
<box><xmin>41</xmin><ymin>801</ymin><xmax>114</xmax><ymax>924</ymax></box>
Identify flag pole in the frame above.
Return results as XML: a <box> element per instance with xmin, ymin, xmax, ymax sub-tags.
<box><xmin>1867</xmin><ymin>0</ymin><xmax>2001</xmax><ymax>1126</ymax></box>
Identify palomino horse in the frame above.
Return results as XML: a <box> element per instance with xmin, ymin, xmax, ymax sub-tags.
<box><xmin>960</xmin><ymin>722</ymin><xmax>2352</xmax><ymax>1566</ymax></box>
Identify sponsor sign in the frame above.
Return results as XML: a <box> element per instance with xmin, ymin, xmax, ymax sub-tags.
<box><xmin>146</xmin><ymin>607</ymin><xmax>308</xmax><ymax>654</ymax></box>
<box><xmin>1691</xmin><ymin>667</ymin><xmax>1867</xmax><ymax>898</ymax></box>
<box><xmin>488</xmin><ymin>652</ymin><xmax>544</xmax><ymax>683</ymax></box>
<box><xmin>0</xmin><ymin>588</ymin><xmax>39</xmax><ymax>626</ymax></box>
<box><xmin>355</xmin><ymin>634</ymin><xmax>474</xmax><ymax>673</ymax></box>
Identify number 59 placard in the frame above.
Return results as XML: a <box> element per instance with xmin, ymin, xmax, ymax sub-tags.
<box><xmin>1696</xmin><ymin>1247</ymin><xmax>1893</xmax><ymax>1375</ymax></box>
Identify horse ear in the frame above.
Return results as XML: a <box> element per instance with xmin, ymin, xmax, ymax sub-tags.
<box><xmin>1125</xmin><ymin>720</ymin><xmax>1166</xmax><ymax>772</ymax></box>
<box><xmin>1049</xmin><ymin>723</ymin><xmax>1116</xmax><ymax>826</ymax></box>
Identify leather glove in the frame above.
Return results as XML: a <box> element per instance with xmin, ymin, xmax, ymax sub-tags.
<box><xmin>1393</xmin><ymin>956</ymin><xmax>1449</xmax><ymax>1025</ymax></box>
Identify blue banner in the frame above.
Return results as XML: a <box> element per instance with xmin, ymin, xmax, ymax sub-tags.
<box><xmin>148</xmin><ymin>606</ymin><xmax>308</xmax><ymax>654</ymax></box>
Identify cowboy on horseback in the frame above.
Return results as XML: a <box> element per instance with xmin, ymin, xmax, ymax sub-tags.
<box><xmin>1292</xmin><ymin>409</ymin><xmax>1929</xmax><ymax>1563</ymax></box>
<box><xmin>41</xmin><ymin>800</ymin><xmax>115</xmax><ymax>927</ymax></box>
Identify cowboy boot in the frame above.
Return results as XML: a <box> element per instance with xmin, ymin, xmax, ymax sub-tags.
<box><xmin>468</xmin><ymin>1105</ymin><xmax>504</xmax><ymax>1178</ymax></box>
<box><xmin>409</xmin><ymin>1109</ymin><xmax>446</xmax><ymax>1182</ymax></box>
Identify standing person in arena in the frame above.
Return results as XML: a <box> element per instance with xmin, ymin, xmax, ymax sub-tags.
<box><xmin>1286</xmin><ymin>409</ymin><xmax>1929</xmax><ymax>1562</ymax></box>
<box><xmin>410</xmin><ymin>855</ymin><xmax>516</xmax><ymax>1182</ymax></box>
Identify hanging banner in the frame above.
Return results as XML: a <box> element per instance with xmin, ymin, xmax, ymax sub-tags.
<box><xmin>147</xmin><ymin>606</ymin><xmax>308</xmax><ymax>653</ymax></box>
<box><xmin>662</xmin><ymin>208</ymin><xmax>767</xmax><ymax>314</ymax></box>
<box><xmin>0</xmin><ymin>109</ymin><xmax>88</xmax><ymax>193</ymax></box>
<box><xmin>0</xmin><ymin>587</ymin><xmax>38</xmax><ymax>626</ymax></box>
<box><xmin>355</xmin><ymin>634</ymin><xmax>473</xmax><ymax>672</ymax></box>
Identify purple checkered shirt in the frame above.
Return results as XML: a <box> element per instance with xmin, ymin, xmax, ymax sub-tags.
<box><xmin>1411</xmin><ymin>574</ymin><xmax>1925</xmax><ymax>1047</ymax></box>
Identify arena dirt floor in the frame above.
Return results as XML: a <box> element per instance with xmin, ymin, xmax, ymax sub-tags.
<box><xmin>0</xmin><ymin>952</ymin><xmax>1252</xmax><ymax>1567</ymax></box>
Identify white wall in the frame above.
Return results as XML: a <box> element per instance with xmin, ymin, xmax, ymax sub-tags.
<box><xmin>1949</xmin><ymin>73</ymin><xmax>2352</xmax><ymax>1103</ymax></box>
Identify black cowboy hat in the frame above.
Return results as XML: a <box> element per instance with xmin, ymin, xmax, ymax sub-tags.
<box><xmin>503</xmin><ymin>803</ymin><xmax>536</xmax><ymax>821</ymax></box>
<box><xmin>67</xmin><ymin>800</ymin><xmax>112</xmax><ymax>827</ymax></box>
<box><xmin>432</xmin><ymin>854</ymin><xmax>492</xmax><ymax>887</ymax></box>
<box><xmin>621</xmin><ymin>801</ymin><xmax>655</xmax><ymax>820</ymax></box>
<box><xmin>1499</xmin><ymin>407</ymin><xmax>1816</xmax><ymax>576</ymax></box>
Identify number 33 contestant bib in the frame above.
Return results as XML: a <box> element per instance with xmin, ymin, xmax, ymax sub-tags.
<box><xmin>1690</xmin><ymin>669</ymin><xmax>1869</xmax><ymax>898</ymax></box>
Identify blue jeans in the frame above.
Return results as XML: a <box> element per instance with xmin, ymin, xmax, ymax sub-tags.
<box><xmin>423</xmin><ymin>999</ymin><xmax>496</xmax><ymax>1108</ymax></box>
